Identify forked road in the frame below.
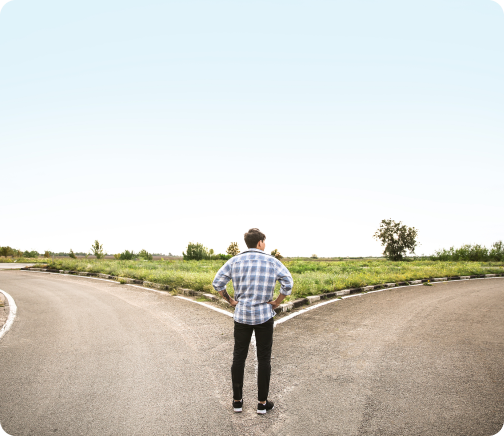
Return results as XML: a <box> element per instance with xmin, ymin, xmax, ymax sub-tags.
<box><xmin>0</xmin><ymin>271</ymin><xmax>503</xmax><ymax>436</ymax></box>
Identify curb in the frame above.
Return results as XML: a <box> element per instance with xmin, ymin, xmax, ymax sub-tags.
<box><xmin>18</xmin><ymin>267</ymin><xmax>504</xmax><ymax>315</ymax></box>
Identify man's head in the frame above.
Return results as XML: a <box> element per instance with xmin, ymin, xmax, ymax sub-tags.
<box><xmin>244</xmin><ymin>228</ymin><xmax>266</xmax><ymax>250</ymax></box>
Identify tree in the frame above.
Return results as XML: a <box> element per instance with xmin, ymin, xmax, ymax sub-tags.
<box><xmin>44</xmin><ymin>251</ymin><xmax>51</xmax><ymax>258</ymax></box>
<box><xmin>119</xmin><ymin>250</ymin><xmax>136</xmax><ymax>260</ymax></box>
<box><xmin>138</xmin><ymin>249</ymin><xmax>153</xmax><ymax>261</ymax></box>
<box><xmin>183</xmin><ymin>243</ymin><xmax>209</xmax><ymax>260</ymax></box>
<box><xmin>69</xmin><ymin>249</ymin><xmax>77</xmax><ymax>259</ymax></box>
<box><xmin>226</xmin><ymin>242</ymin><xmax>240</xmax><ymax>257</ymax></box>
<box><xmin>90</xmin><ymin>240</ymin><xmax>105</xmax><ymax>259</ymax></box>
<box><xmin>23</xmin><ymin>250</ymin><xmax>39</xmax><ymax>258</ymax></box>
<box><xmin>271</xmin><ymin>249</ymin><xmax>283</xmax><ymax>260</ymax></box>
<box><xmin>373</xmin><ymin>219</ymin><xmax>418</xmax><ymax>261</ymax></box>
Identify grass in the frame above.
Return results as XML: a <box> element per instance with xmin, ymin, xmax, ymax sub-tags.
<box><xmin>39</xmin><ymin>258</ymin><xmax>504</xmax><ymax>302</ymax></box>
<box><xmin>0</xmin><ymin>257</ymin><xmax>50</xmax><ymax>263</ymax></box>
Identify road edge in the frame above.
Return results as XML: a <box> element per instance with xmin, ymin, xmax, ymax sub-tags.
<box><xmin>0</xmin><ymin>289</ymin><xmax>17</xmax><ymax>341</ymax></box>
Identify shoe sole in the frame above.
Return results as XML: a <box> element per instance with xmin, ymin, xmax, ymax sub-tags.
<box><xmin>234</xmin><ymin>408</ymin><xmax>242</xmax><ymax>413</ymax></box>
<box><xmin>257</xmin><ymin>406</ymin><xmax>274</xmax><ymax>414</ymax></box>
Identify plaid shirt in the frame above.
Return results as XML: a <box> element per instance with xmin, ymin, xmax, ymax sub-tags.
<box><xmin>212</xmin><ymin>249</ymin><xmax>293</xmax><ymax>325</ymax></box>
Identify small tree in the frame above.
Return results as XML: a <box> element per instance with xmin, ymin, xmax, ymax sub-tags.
<box><xmin>183</xmin><ymin>243</ymin><xmax>209</xmax><ymax>260</ymax></box>
<box><xmin>373</xmin><ymin>219</ymin><xmax>418</xmax><ymax>261</ymax></box>
<box><xmin>119</xmin><ymin>250</ymin><xmax>136</xmax><ymax>260</ymax></box>
<box><xmin>271</xmin><ymin>249</ymin><xmax>283</xmax><ymax>260</ymax></box>
<box><xmin>227</xmin><ymin>242</ymin><xmax>240</xmax><ymax>257</ymax></box>
<box><xmin>69</xmin><ymin>249</ymin><xmax>77</xmax><ymax>259</ymax></box>
<box><xmin>311</xmin><ymin>254</ymin><xmax>318</xmax><ymax>259</ymax></box>
<box><xmin>44</xmin><ymin>251</ymin><xmax>51</xmax><ymax>258</ymax></box>
<box><xmin>138</xmin><ymin>249</ymin><xmax>153</xmax><ymax>261</ymax></box>
<box><xmin>90</xmin><ymin>240</ymin><xmax>105</xmax><ymax>259</ymax></box>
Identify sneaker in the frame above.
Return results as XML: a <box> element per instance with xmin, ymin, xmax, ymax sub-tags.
<box><xmin>257</xmin><ymin>400</ymin><xmax>274</xmax><ymax>415</ymax></box>
<box><xmin>233</xmin><ymin>399</ymin><xmax>243</xmax><ymax>413</ymax></box>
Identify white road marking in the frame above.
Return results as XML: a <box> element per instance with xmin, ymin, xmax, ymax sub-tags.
<box><xmin>0</xmin><ymin>289</ymin><xmax>17</xmax><ymax>341</ymax></box>
<box><xmin>175</xmin><ymin>296</ymin><xmax>233</xmax><ymax>318</ymax></box>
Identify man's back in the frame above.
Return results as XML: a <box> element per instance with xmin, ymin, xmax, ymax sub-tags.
<box><xmin>212</xmin><ymin>248</ymin><xmax>293</xmax><ymax>325</ymax></box>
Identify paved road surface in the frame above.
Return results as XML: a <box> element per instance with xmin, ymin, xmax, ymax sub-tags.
<box><xmin>0</xmin><ymin>264</ymin><xmax>35</xmax><ymax>270</ymax></box>
<box><xmin>0</xmin><ymin>271</ymin><xmax>502</xmax><ymax>435</ymax></box>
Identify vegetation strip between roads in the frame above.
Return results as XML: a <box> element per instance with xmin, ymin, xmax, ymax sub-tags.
<box><xmin>0</xmin><ymin>289</ymin><xmax>17</xmax><ymax>341</ymax></box>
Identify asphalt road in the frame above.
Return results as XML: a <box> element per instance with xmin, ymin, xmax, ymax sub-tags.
<box><xmin>0</xmin><ymin>264</ymin><xmax>35</xmax><ymax>270</ymax></box>
<box><xmin>0</xmin><ymin>271</ymin><xmax>502</xmax><ymax>436</ymax></box>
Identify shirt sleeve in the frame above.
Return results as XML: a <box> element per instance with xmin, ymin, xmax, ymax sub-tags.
<box><xmin>212</xmin><ymin>260</ymin><xmax>232</xmax><ymax>292</ymax></box>
<box><xmin>275</xmin><ymin>260</ymin><xmax>293</xmax><ymax>296</ymax></box>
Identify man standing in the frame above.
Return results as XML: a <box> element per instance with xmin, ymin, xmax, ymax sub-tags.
<box><xmin>212</xmin><ymin>228</ymin><xmax>293</xmax><ymax>415</ymax></box>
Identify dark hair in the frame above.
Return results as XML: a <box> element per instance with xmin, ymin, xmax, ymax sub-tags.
<box><xmin>244</xmin><ymin>228</ymin><xmax>266</xmax><ymax>248</ymax></box>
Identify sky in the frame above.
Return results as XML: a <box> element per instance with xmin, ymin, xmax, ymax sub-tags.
<box><xmin>0</xmin><ymin>0</ymin><xmax>503</xmax><ymax>257</ymax></box>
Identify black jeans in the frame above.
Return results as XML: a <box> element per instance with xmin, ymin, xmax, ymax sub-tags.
<box><xmin>231</xmin><ymin>317</ymin><xmax>274</xmax><ymax>402</ymax></box>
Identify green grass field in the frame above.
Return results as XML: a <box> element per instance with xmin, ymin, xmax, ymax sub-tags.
<box><xmin>40</xmin><ymin>258</ymin><xmax>504</xmax><ymax>301</ymax></box>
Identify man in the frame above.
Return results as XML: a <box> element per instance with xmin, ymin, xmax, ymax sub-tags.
<box><xmin>212</xmin><ymin>228</ymin><xmax>293</xmax><ymax>415</ymax></box>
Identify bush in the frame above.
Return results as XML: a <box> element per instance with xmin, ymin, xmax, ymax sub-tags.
<box><xmin>271</xmin><ymin>249</ymin><xmax>283</xmax><ymax>259</ymax></box>
<box><xmin>44</xmin><ymin>251</ymin><xmax>51</xmax><ymax>258</ymax></box>
<box><xmin>373</xmin><ymin>219</ymin><xmax>419</xmax><ymax>261</ymax></box>
<box><xmin>139</xmin><ymin>249</ymin><xmax>153</xmax><ymax>261</ymax></box>
<box><xmin>219</xmin><ymin>254</ymin><xmax>232</xmax><ymax>260</ymax></box>
<box><xmin>0</xmin><ymin>246</ymin><xmax>21</xmax><ymax>257</ymax></box>
<box><xmin>183</xmin><ymin>243</ymin><xmax>209</xmax><ymax>260</ymax></box>
<box><xmin>119</xmin><ymin>250</ymin><xmax>136</xmax><ymax>260</ymax></box>
<box><xmin>432</xmin><ymin>241</ymin><xmax>504</xmax><ymax>262</ymax></box>
<box><xmin>69</xmin><ymin>249</ymin><xmax>77</xmax><ymax>259</ymax></box>
<box><xmin>490</xmin><ymin>241</ymin><xmax>504</xmax><ymax>261</ymax></box>
<box><xmin>23</xmin><ymin>250</ymin><xmax>39</xmax><ymax>258</ymax></box>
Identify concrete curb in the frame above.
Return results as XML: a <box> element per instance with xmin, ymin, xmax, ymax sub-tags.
<box><xmin>18</xmin><ymin>267</ymin><xmax>504</xmax><ymax>315</ymax></box>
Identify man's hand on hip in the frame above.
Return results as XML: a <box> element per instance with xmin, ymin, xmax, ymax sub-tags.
<box><xmin>267</xmin><ymin>293</ymin><xmax>287</xmax><ymax>310</ymax></box>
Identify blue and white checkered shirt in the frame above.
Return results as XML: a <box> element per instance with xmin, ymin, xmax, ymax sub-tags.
<box><xmin>212</xmin><ymin>249</ymin><xmax>294</xmax><ymax>325</ymax></box>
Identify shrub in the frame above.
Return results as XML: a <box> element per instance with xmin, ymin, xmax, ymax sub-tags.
<box><xmin>490</xmin><ymin>241</ymin><xmax>504</xmax><ymax>261</ymax></box>
<box><xmin>183</xmin><ymin>243</ymin><xmax>209</xmax><ymax>260</ymax></box>
<box><xmin>69</xmin><ymin>249</ymin><xmax>77</xmax><ymax>259</ymax></box>
<box><xmin>311</xmin><ymin>254</ymin><xmax>318</xmax><ymax>259</ymax></box>
<box><xmin>90</xmin><ymin>240</ymin><xmax>105</xmax><ymax>259</ymax></box>
<box><xmin>23</xmin><ymin>250</ymin><xmax>39</xmax><ymax>258</ymax></box>
<box><xmin>432</xmin><ymin>241</ymin><xmax>504</xmax><ymax>262</ymax></box>
<box><xmin>373</xmin><ymin>219</ymin><xmax>419</xmax><ymax>261</ymax></box>
<box><xmin>0</xmin><ymin>246</ymin><xmax>19</xmax><ymax>257</ymax></box>
<box><xmin>44</xmin><ymin>251</ymin><xmax>51</xmax><ymax>258</ymax></box>
<box><xmin>227</xmin><ymin>242</ymin><xmax>240</xmax><ymax>257</ymax></box>
<box><xmin>119</xmin><ymin>250</ymin><xmax>136</xmax><ymax>260</ymax></box>
<box><xmin>219</xmin><ymin>254</ymin><xmax>232</xmax><ymax>260</ymax></box>
<box><xmin>271</xmin><ymin>249</ymin><xmax>283</xmax><ymax>259</ymax></box>
<box><xmin>139</xmin><ymin>249</ymin><xmax>153</xmax><ymax>261</ymax></box>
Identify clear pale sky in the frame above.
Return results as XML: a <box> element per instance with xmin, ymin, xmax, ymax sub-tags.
<box><xmin>1</xmin><ymin>0</ymin><xmax>503</xmax><ymax>257</ymax></box>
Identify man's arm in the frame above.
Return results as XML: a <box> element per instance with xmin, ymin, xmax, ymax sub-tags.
<box><xmin>212</xmin><ymin>261</ymin><xmax>238</xmax><ymax>307</ymax></box>
<box><xmin>218</xmin><ymin>289</ymin><xmax>238</xmax><ymax>307</ymax></box>
<box><xmin>267</xmin><ymin>260</ymin><xmax>293</xmax><ymax>310</ymax></box>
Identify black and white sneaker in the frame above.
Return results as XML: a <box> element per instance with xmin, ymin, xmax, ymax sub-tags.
<box><xmin>233</xmin><ymin>399</ymin><xmax>243</xmax><ymax>413</ymax></box>
<box><xmin>257</xmin><ymin>400</ymin><xmax>274</xmax><ymax>414</ymax></box>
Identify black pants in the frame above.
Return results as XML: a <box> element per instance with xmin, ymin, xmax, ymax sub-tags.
<box><xmin>231</xmin><ymin>317</ymin><xmax>274</xmax><ymax>402</ymax></box>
